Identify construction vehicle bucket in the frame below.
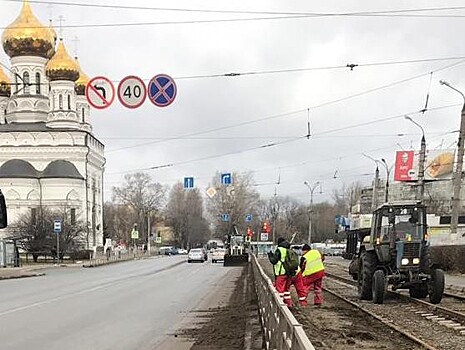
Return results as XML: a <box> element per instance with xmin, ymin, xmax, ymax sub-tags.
<box><xmin>223</xmin><ymin>254</ymin><xmax>249</xmax><ymax>266</ymax></box>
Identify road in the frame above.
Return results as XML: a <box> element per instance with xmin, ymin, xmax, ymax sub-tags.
<box><xmin>0</xmin><ymin>256</ymin><xmax>241</xmax><ymax>350</ymax></box>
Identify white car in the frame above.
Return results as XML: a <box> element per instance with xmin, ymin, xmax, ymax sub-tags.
<box><xmin>178</xmin><ymin>248</ymin><xmax>188</xmax><ymax>255</ymax></box>
<box><xmin>212</xmin><ymin>248</ymin><xmax>226</xmax><ymax>263</ymax></box>
<box><xmin>187</xmin><ymin>248</ymin><xmax>205</xmax><ymax>263</ymax></box>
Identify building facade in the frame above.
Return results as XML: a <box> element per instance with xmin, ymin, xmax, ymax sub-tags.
<box><xmin>0</xmin><ymin>0</ymin><xmax>104</xmax><ymax>248</ymax></box>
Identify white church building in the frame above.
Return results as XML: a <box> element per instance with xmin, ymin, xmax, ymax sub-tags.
<box><xmin>0</xmin><ymin>0</ymin><xmax>105</xmax><ymax>248</ymax></box>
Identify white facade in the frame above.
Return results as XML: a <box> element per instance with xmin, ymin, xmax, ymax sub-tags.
<box><xmin>0</xmin><ymin>3</ymin><xmax>105</xmax><ymax>248</ymax></box>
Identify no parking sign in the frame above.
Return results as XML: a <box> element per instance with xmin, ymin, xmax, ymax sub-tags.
<box><xmin>147</xmin><ymin>74</ymin><xmax>177</xmax><ymax>107</ymax></box>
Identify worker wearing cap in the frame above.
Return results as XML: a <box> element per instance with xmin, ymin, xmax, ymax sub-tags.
<box><xmin>300</xmin><ymin>243</ymin><xmax>325</xmax><ymax>305</ymax></box>
<box><xmin>268</xmin><ymin>237</ymin><xmax>293</xmax><ymax>307</ymax></box>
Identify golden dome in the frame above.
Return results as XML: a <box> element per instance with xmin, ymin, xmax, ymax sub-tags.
<box><xmin>0</xmin><ymin>65</ymin><xmax>11</xmax><ymax>96</ymax></box>
<box><xmin>2</xmin><ymin>0</ymin><xmax>56</xmax><ymax>59</ymax></box>
<box><xmin>75</xmin><ymin>57</ymin><xmax>89</xmax><ymax>95</ymax></box>
<box><xmin>46</xmin><ymin>40</ymin><xmax>79</xmax><ymax>81</ymax></box>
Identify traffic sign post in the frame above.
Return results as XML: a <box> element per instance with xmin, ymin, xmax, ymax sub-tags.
<box><xmin>245</xmin><ymin>214</ymin><xmax>252</xmax><ymax>222</ymax></box>
<box><xmin>222</xmin><ymin>214</ymin><xmax>230</xmax><ymax>222</ymax></box>
<box><xmin>206</xmin><ymin>187</ymin><xmax>217</xmax><ymax>198</ymax></box>
<box><xmin>147</xmin><ymin>74</ymin><xmax>177</xmax><ymax>107</ymax></box>
<box><xmin>260</xmin><ymin>233</ymin><xmax>269</xmax><ymax>241</ymax></box>
<box><xmin>117</xmin><ymin>75</ymin><xmax>147</xmax><ymax>109</ymax></box>
<box><xmin>184</xmin><ymin>177</ymin><xmax>194</xmax><ymax>189</ymax></box>
<box><xmin>54</xmin><ymin>219</ymin><xmax>62</xmax><ymax>264</ymax></box>
<box><xmin>86</xmin><ymin>76</ymin><xmax>115</xmax><ymax>110</ymax></box>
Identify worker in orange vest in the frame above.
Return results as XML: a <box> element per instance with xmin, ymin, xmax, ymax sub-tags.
<box><xmin>300</xmin><ymin>244</ymin><xmax>325</xmax><ymax>305</ymax></box>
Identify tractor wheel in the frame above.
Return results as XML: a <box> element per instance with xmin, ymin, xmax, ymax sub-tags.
<box><xmin>372</xmin><ymin>270</ymin><xmax>385</xmax><ymax>304</ymax></box>
<box><xmin>428</xmin><ymin>268</ymin><xmax>445</xmax><ymax>304</ymax></box>
<box><xmin>409</xmin><ymin>284</ymin><xmax>428</xmax><ymax>298</ymax></box>
<box><xmin>358</xmin><ymin>251</ymin><xmax>377</xmax><ymax>300</ymax></box>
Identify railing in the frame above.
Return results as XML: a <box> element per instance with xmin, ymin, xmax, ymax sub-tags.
<box><xmin>251</xmin><ymin>255</ymin><xmax>315</xmax><ymax>350</ymax></box>
<box><xmin>83</xmin><ymin>250</ymin><xmax>157</xmax><ymax>267</ymax></box>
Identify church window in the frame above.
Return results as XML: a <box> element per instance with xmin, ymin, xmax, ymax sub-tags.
<box><xmin>35</xmin><ymin>73</ymin><xmax>41</xmax><ymax>94</ymax></box>
<box><xmin>59</xmin><ymin>95</ymin><xmax>63</xmax><ymax>109</ymax></box>
<box><xmin>67</xmin><ymin>95</ymin><xmax>71</xmax><ymax>110</ymax></box>
<box><xmin>23</xmin><ymin>72</ymin><xmax>30</xmax><ymax>94</ymax></box>
<box><xmin>71</xmin><ymin>208</ymin><xmax>76</xmax><ymax>225</ymax></box>
<box><xmin>81</xmin><ymin>108</ymin><xmax>85</xmax><ymax>123</ymax></box>
<box><xmin>31</xmin><ymin>208</ymin><xmax>37</xmax><ymax>225</ymax></box>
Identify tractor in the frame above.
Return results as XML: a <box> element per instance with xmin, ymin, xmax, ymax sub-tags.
<box><xmin>348</xmin><ymin>201</ymin><xmax>444</xmax><ymax>304</ymax></box>
<box><xmin>223</xmin><ymin>224</ymin><xmax>249</xmax><ymax>266</ymax></box>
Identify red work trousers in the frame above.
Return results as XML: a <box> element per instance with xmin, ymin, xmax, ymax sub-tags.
<box><xmin>275</xmin><ymin>275</ymin><xmax>293</xmax><ymax>306</ymax></box>
<box><xmin>302</xmin><ymin>270</ymin><xmax>325</xmax><ymax>305</ymax></box>
<box><xmin>292</xmin><ymin>272</ymin><xmax>308</xmax><ymax>306</ymax></box>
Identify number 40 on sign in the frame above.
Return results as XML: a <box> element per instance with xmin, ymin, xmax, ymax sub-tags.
<box><xmin>117</xmin><ymin>76</ymin><xmax>147</xmax><ymax>109</ymax></box>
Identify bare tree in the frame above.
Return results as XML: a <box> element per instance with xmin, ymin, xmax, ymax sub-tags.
<box><xmin>112</xmin><ymin>172</ymin><xmax>166</xmax><ymax>245</ymax></box>
<box><xmin>165</xmin><ymin>182</ymin><xmax>209</xmax><ymax>248</ymax></box>
<box><xmin>103</xmin><ymin>203</ymin><xmax>136</xmax><ymax>245</ymax></box>
<box><xmin>10</xmin><ymin>206</ymin><xmax>86</xmax><ymax>262</ymax></box>
<box><xmin>332</xmin><ymin>182</ymin><xmax>363</xmax><ymax>215</ymax></box>
<box><xmin>206</xmin><ymin>172</ymin><xmax>260</xmax><ymax>238</ymax></box>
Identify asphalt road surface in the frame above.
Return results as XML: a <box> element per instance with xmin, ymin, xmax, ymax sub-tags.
<box><xmin>0</xmin><ymin>256</ymin><xmax>239</xmax><ymax>350</ymax></box>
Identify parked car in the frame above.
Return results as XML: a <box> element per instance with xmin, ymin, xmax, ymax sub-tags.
<box><xmin>177</xmin><ymin>248</ymin><xmax>188</xmax><ymax>255</ymax></box>
<box><xmin>211</xmin><ymin>248</ymin><xmax>226</xmax><ymax>263</ymax></box>
<box><xmin>159</xmin><ymin>246</ymin><xmax>177</xmax><ymax>256</ymax></box>
<box><xmin>201</xmin><ymin>247</ymin><xmax>208</xmax><ymax>261</ymax></box>
<box><xmin>187</xmin><ymin>248</ymin><xmax>205</xmax><ymax>263</ymax></box>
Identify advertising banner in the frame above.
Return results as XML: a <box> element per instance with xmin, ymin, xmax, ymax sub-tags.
<box><xmin>394</xmin><ymin>149</ymin><xmax>455</xmax><ymax>182</ymax></box>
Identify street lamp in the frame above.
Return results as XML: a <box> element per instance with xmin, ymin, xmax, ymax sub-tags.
<box><xmin>304</xmin><ymin>181</ymin><xmax>320</xmax><ymax>245</ymax></box>
<box><xmin>439</xmin><ymin>80</ymin><xmax>465</xmax><ymax>235</ymax></box>
<box><xmin>363</xmin><ymin>153</ymin><xmax>380</xmax><ymax>210</ymax></box>
<box><xmin>405</xmin><ymin>115</ymin><xmax>426</xmax><ymax>202</ymax></box>
<box><xmin>380</xmin><ymin>158</ymin><xmax>393</xmax><ymax>203</ymax></box>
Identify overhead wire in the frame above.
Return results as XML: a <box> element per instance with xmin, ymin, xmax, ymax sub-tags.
<box><xmin>106</xmin><ymin>59</ymin><xmax>465</xmax><ymax>153</ymax></box>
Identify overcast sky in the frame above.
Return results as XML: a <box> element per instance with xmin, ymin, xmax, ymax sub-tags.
<box><xmin>1</xmin><ymin>0</ymin><xmax>465</xmax><ymax>204</ymax></box>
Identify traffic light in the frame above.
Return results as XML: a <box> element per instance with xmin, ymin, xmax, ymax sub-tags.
<box><xmin>262</xmin><ymin>221</ymin><xmax>271</xmax><ymax>233</ymax></box>
<box><xmin>246</xmin><ymin>227</ymin><xmax>253</xmax><ymax>237</ymax></box>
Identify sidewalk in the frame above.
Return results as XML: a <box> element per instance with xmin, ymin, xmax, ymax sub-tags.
<box><xmin>0</xmin><ymin>264</ymin><xmax>49</xmax><ymax>280</ymax></box>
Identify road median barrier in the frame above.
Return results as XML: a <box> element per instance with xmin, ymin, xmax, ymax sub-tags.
<box><xmin>251</xmin><ymin>255</ymin><xmax>315</xmax><ymax>350</ymax></box>
<box><xmin>83</xmin><ymin>252</ymin><xmax>161</xmax><ymax>268</ymax></box>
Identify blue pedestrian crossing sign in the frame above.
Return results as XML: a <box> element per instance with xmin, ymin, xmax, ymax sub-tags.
<box><xmin>184</xmin><ymin>177</ymin><xmax>194</xmax><ymax>189</ymax></box>
<box><xmin>148</xmin><ymin>74</ymin><xmax>177</xmax><ymax>107</ymax></box>
<box><xmin>221</xmin><ymin>173</ymin><xmax>232</xmax><ymax>185</ymax></box>
<box><xmin>245</xmin><ymin>214</ymin><xmax>252</xmax><ymax>222</ymax></box>
<box><xmin>54</xmin><ymin>219</ymin><xmax>62</xmax><ymax>234</ymax></box>
<box><xmin>222</xmin><ymin>214</ymin><xmax>230</xmax><ymax>222</ymax></box>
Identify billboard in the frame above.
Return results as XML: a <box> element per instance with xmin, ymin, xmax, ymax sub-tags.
<box><xmin>394</xmin><ymin>150</ymin><xmax>455</xmax><ymax>182</ymax></box>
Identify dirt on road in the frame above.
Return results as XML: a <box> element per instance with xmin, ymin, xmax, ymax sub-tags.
<box><xmin>179</xmin><ymin>264</ymin><xmax>263</xmax><ymax>350</ymax></box>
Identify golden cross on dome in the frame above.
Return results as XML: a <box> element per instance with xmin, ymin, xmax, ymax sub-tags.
<box><xmin>72</xmin><ymin>36</ymin><xmax>80</xmax><ymax>57</ymax></box>
<box><xmin>58</xmin><ymin>15</ymin><xmax>65</xmax><ymax>39</ymax></box>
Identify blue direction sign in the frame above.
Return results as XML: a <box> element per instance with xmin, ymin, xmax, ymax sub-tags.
<box><xmin>222</xmin><ymin>214</ymin><xmax>230</xmax><ymax>222</ymax></box>
<box><xmin>148</xmin><ymin>74</ymin><xmax>177</xmax><ymax>107</ymax></box>
<box><xmin>245</xmin><ymin>214</ymin><xmax>252</xmax><ymax>222</ymax></box>
<box><xmin>54</xmin><ymin>219</ymin><xmax>62</xmax><ymax>234</ymax></box>
<box><xmin>221</xmin><ymin>173</ymin><xmax>232</xmax><ymax>185</ymax></box>
<box><xmin>184</xmin><ymin>177</ymin><xmax>194</xmax><ymax>189</ymax></box>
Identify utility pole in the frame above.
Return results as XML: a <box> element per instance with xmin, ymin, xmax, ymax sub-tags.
<box><xmin>440</xmin><ymin>80</ymin><xmax>465</xmax><ymax>235</ymax></box>
<box><xmin>372</xmin><ymin>166</ymin><xmax>379</xmax><ymax>210</ymax></box>
<box><xmin>381</xmin><ymin>159</ymin><xmax>392</xmax><ymax>203</ymax></box>
<box><xmin>405</xmin><ymin>115</ymin><xmax>426</xmax><ymax>202</ymax></box>
<box><xmin>147</xmin><ymin>212</ymin><xmax>151</xmax><ymax>254</ymax></box>
<box><xmin>304</xmin><ymin>181</ymin><xmax>320</xmax><ymax>245</ymax></box>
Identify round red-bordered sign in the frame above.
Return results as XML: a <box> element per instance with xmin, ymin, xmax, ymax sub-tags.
<box><xmin>85</xmin><ymin>76</ymin><xmax>115</xmax><ymax>110</ymax></box>
<box><xmin>147</xmin><ymin>74</ymin><xmax>177</xmax><ymax>107</ymax></box>
<box><xmin>117</xmin><ymin>75</ymin><xmax>147</xmax><ymax>109</ymax></box>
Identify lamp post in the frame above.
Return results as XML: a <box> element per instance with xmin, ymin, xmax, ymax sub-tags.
<box><xmin>363</xmin><ymin>153</ymin><xmax>380</xmax><ymax>210</ymax></box>
<box><xmin>439</xmin><ymin>80</ymin><xmax>465</xmax><ymax>235</ymax></box>
<box><xmin>380</xmin><ymin>159</ymin><xmax>393</xmax><ymax>203</ymax></box>
<box><xmin>405</xmin><ymin>115</ymin><xmax>426</xmax><ymax>202</ymax></box>
<box><xmin>304</xmin><ymin>181</ymin><xmax>320</xmax><ymax>245</ymax></box>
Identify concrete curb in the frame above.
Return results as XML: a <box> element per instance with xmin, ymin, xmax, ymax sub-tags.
<box><xmin>0</xmin><ymin>272</ymin><xmax>46</xmax><ymax>280</ymax></box>
<box><xmin>82</xmin><ymin>254</ymin><xmax>163</xmax><ymax>268</ymax></box>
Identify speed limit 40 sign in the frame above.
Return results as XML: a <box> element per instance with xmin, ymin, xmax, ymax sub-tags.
<box><xmin>117</xmin><ymin>76</ymin><xmax>147</xmax><ymax>109</ymax></box>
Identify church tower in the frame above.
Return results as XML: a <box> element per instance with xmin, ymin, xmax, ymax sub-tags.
<box><xmin>0</xmin><ymin>0</ymin><xmax>105</xmax><ymax>249</ymax></box>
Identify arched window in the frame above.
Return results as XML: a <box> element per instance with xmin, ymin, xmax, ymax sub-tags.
<box><xmin>67</xmin><ymin>95</ymin><xmax>71</xmax><ymax>110</ymax></box>
<box><xmin>59</xmin><ymin>95</ymin><xmax>63</xmax><ymax>109</ymax></box>
<box><xmin>35</xmin><ymin>73</ymin><xmax>41</xmax><ymax>94</ymax></box>
<box><xmin>81</xmin><ymin>108</ymin><xmax>85</xmax><ymax>122</ymax></box>
<box><xmin>23</xmin><ymin>72</ymin><xmax>29</xmax><ymax>94</ymax></box>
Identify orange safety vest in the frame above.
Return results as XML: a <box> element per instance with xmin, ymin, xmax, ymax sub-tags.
<box><xmin>302</xmin><ymin>249</ymin><xmax>324</xmax><ymax>277</ymax></box>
